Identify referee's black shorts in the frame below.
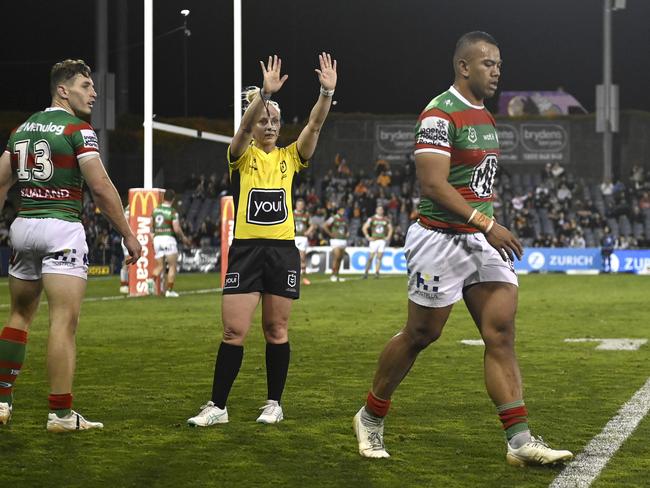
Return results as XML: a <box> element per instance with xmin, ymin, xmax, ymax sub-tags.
<box><xmin>222</xmin><ymin>239</ymin><xmax>301</xmax><ymax>299</ymax></box>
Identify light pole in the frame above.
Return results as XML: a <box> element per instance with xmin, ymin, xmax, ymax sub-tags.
<box><xmin>181</xmin><ymin>9</ymin><xmax>191</xmax><ymax>117</ymax></box>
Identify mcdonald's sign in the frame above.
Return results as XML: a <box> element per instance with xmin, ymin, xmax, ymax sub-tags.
<box><xmin>128</xmin><ymin>188</ymin><xmax>165</xmax><ymax>296</ymax></box>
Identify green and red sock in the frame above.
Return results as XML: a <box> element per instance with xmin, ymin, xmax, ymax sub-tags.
<box><xmin>0</xmin><ymin>326</ymin><xmax>28</xmax><ymax>406</ymax></box>
<box><xmin>48</xmin><ymin>393</ymin><xmax>73</xmax><ymax>418</ymax></box>
<box><xmin>497</xmin><ymin>400</ymin><xmax>530</xmax><ymax>441</ymax></box>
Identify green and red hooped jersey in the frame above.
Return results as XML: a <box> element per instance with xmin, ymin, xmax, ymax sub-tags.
<box><xmin>4</xmin><ymin>107</ymin><xmax>100</xmax><ymax>222</ymax></box>
<box><xmin>152</xmin><ymin>203</ymin><xmax>179</xmax><ymax>237</ymax></box>
<box><xmin>414</xmin><ymin>86</ymin><xmax>499</xmax><ymax>232</ymax></box>
<box><xmin>367</xmin><ymin>215</ymin><xmax>391</xmax><ymax>239</ymax></box>
<box><xmin>327</xmin><ymin>214</ymin><xmax>349</xmax><ymax>239</ymax></box>
<box><xmin>293</xmin><ymin>209</ymin><xmax>310</xmax><ymax>237</ymax></box>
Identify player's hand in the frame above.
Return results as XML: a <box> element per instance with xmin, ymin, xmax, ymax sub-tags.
<box><xmin>123</xmin><ymin>234</ymin><xmax>142</xmax><ymax>265</ymax></box>
<box><xmin>315</xmin><ymin>52</ymin><xmax>337</xmax><ymax>91</ymax></box>
<box><xmin>182</xmin><ymin>237</ymin><xmax>192</xmax><ymax>247</ymax></box>
<box><xmin>260</xmin><ymin>55</ymin><xmax>288</xmax><ymax>95</ymax></box>
<box><xmin>485</xmin><ymin>222</ymin><xmax>524</xmax><ymax>262</ymax></box>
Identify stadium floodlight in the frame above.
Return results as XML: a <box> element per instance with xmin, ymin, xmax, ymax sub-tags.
<box><xmin>180</xmin><ymin>9</ymin><xmax>190</xmax><ymax>16</ymax></box>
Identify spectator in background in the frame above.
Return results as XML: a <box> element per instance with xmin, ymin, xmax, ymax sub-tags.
<box><xmin>601</xmin><ymin>226</ymin><xmax>616</xmax><ymax>273</ymax></box>
<box><xmin>377</xmin><ymin>170</ymin><xmax>391</xmax><ymax>188</ymax></box>
<box><xmin>550</xmin><ymin>162</ymin><xmax>565</xmax><ymax>179</ymax></box>
<box><xmin>638</xmin><ymin>192</ymin><xmax>650</xmax><ymax>210</ymax></box>
<box><xmin>569</xmin><ymin>231</ymin><xmax>586</xmax><ymax>248</ymax></box>
<box><xmin>600</xmin><ymin>179</ymin><xmax>614</xmax><ymax>197</ymax></box>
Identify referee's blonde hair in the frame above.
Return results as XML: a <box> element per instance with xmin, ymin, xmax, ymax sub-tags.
<box><xmin>241</xmin><ymin>86</ymin><xmax>281</xmax><ymax>116</ymax></box>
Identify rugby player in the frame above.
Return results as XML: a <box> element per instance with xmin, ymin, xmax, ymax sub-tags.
<box><xmin>353</xmin><ymin>32</ymin><xmax>573</xmax><ymax>466</ymax></box>
<box><xmin>188</xmin><ymin>53</ymin><xmax>337</xmax><ymax>426</ymax></box>
<box><xmin>150</xmin><ymin>189</ymin><xmax>191</xmax><ymax>297</ymax></box>
<box><xmin>323</xmin><ymin>206</ymin><xmax>349</xmax><ymax>282</ymax></box>
<box><xmin>0</xmin><ymin>59</ymin><xmax>141</xmax><ymax>431</ymax></box>
<box><xmin>294</xmin><ymin>198</ymin><xmax>316</xmax><ymax>285</ymax></box>
<box><xmin>362</xmin><ymin>206</ymin><xmax>393</xmax><ymax>279</ymax></box>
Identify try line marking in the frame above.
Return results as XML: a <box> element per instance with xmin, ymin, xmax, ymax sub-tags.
<box><xmin>549</xmin><ymin>377</ymin><xmax>650</xmax><ymax>488</ymax></box>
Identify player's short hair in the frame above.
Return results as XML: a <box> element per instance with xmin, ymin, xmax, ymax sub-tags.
<box><xmin>241</xmin><ymin>86</ymin><xmax>281</xmax><ymax>116</ymax></box>
<box><xmin>50</xmin><ymin>59</ymin><xmax>92</xmax><ymax>96</ymax></box>
<box><xmin>453</xmin><ymin>31</ymin><xmax>498</xmax><ymax>66</ymax></box>
<box><xmin>164</xmin><ymin>189</ymin><xmax>176</xmax><ymax>202</ymax></box>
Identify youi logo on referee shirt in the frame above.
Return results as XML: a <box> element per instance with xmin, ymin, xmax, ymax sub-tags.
<box><xmin>246</xmin><ymin>188</ymin><xmax>288</xmax><ymax>225</ymax></box>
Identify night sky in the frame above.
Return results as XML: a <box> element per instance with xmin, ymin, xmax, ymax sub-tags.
<box><xmin>2</xmin><ymin>0</ymin><xmax>649</xmax><ymax>122</ymax></box>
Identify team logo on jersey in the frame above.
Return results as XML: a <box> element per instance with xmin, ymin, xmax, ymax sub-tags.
<box><xmin>469</xmin><ymin>154</ymin><xmax>498</xmax><ymax>199</ymax></box>
<box><xmin>80</xmin><ymin>129</ymin><xmax>99</xmax><ymax>150</ymax></box>
<box><xmin>287</xmin><ymin>270</ymin><xmax>297</xmax><ymax>288</ymax></box>
<box><xmin>280</xmin><ymin>160</ymin><xmax>287</xmax><ymax>173</ymax></box>
<box><xmin>467</xmin><ymin>127</ymin><xmax>478</xmax><ymax>144</ymax></box>
<box><xmin>246</xmin><ymin>188</ymin><xmax>288</xmax><ymax>225</ymax></box>
<box><xmin>224</xmin><ymin>272</ymin><xmax>240</xmax><ymax>289</ymax></box>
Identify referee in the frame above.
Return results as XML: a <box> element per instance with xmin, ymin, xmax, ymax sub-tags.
<box><xmin>188</xmin><ymin>53</ymin><xmax>338</xmax><ymax>426</ymax></box>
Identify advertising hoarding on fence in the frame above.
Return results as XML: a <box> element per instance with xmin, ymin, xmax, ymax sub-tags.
<box><xmin>496</xmin><ymin>121</ymin><xmax>570</xmax><ymax>164</ymax></box>
<box><xmin>305</xmin><ymin>246</ymin><xmax>650</xmax><ymax>275</ymax></box>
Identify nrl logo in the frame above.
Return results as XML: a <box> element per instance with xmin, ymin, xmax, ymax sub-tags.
<box><xmin>287</xmin><ymin>270</ymin><xmax>297</xmax><ymax>288</ymax></box>
<box><xmin>468</xmin><ymin>127</ymin><xmax>478</xmax><ymax>144</ymax></box>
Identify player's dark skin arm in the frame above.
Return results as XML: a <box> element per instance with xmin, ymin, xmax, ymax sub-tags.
<box><xmin>415</xmin><ymin>152</ymin><xmax>523</xmax><ymax>261</ymax></box>
<box><xmin>0</xmin><ymin>152</ymin><xmax>17</xmax><ymax>210</ymax></box>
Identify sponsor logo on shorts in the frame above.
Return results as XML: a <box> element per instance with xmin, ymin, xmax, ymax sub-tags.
<box><xmin>409</xmin><ymin>269</ymin><xmax>442</xmax><ymax>300</ymax></box>
<box><xmin>224</xmin><ymin>272</ymin><xmax>240</xmax><ymax>289</ymax></box>
<box><xmin>246</xmin><ymin>188</ymin><xmax>288</xmax><ymax>225</ymax></box>
<box><xmin>50</xmin><ymin>248</ymin><xmax>87</xmax><ymax>267</ymax></box>
<box><xmin>287</xmin><ymin>270</ymin><xmax>297</xmax><ymax>288</ymax></box>
<box><xmin>80</xmin><ymin>129</ymin><xmax>99</xmax><ymax>150</ymax></box>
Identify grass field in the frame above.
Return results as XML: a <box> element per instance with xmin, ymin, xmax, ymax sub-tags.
<box><xmin>0</xmin><ymin>272</ymin><xmax>649</xmax><ymax>488</ymax></box>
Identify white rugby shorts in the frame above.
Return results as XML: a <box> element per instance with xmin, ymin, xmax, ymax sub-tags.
<box><xmin>330</xmin><ymin>238</ymin><xmax>347</xmax><ymax>249</ymax></box>
<box><xmin>9</xmin><ymin>217</ymin><xmax>89</xmax><ymax>280</ymax></box>
<box><xmin>368</xmin><ymin>238</ymin><xmax>387</xmax><ymax>254</ymax></box>
<box><xmin>404</xmin><ymin>222</ymin><xmax>518</xmax><ymax>308</ymax></box>
<box><xmin>295</xmin><ymin>235</ymin><xmax>308</xmax><ymax>252</ymax></box>
<box><xmin>153</xmin><ymin>235</ymin><xmax>179</xmax><ymax>259</ymax></box>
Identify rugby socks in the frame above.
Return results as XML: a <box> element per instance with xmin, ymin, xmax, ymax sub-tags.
<box><xmin>166</xmin><ymin>280</ymin><xmax>174</xmax><ymax>291</ymax></box>
<box><xmin>497</xmin><ymin>400</ymin><xmax>532</xmax><ymax>448</ymax></box>
<box><xmin>211</xmin><ymin>342</ymin><xmax>244</xmax><ymax>409</ymax></box>
<box><xmin>365</xmin><ymin>391</ymin><xmax>391</xmax><ymax>418</ymax></box>
<box><xmin>0</xmin><ymin>327</ymin><xmax>28</xmax><ymax>406</ymax></box>
<box><xmin>48</xmin><ymin>393</ymin><xmax>73</xmax><ymax>418</ymax></box>
<box><xmin>265</xmin><ymin>342</ymin><xmax>290</xmax><ymax>402</ymax></box>
<box><xmin>120</xmin><ymin>266</ymin><xmax>128</xmax><ymax>287</ymax></box>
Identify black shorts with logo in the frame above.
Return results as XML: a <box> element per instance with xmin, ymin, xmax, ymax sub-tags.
<box><xmin>222</xmin><ymin>239</ymin><xmax>301</xmax><ymax>299</ymax></box>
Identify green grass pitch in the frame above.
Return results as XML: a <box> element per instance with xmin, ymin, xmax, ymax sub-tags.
<box><xmin>0</xmin><ymin>273</ymin><xmax>649</xmax><ymax>487</ymax></box>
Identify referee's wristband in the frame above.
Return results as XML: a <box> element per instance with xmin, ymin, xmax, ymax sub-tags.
<box><xmin>320</xmin><ymin>86</ymin><xmax>335</xmax><ymax>97</ymax></box>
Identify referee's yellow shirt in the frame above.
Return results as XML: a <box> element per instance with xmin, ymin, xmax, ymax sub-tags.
<box><xmin>228</xmin><ymin>142</ymin><xmax>308</xmax><ymax>241</ymax></box>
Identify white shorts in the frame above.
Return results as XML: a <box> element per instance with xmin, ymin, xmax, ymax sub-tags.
<box><xmin>9</xmin><ymin>217</ymin><xmax>89</xmax><ymax>280</ymax></box>
<box><xmin>330</xmin><ymin>238</ymin><xmax>347</xmax><ymax>249</ymax></box>
<box><xmin>369</xmin><ymin>239</ymin><xmax>387</xmax><ymax>254</ymax></box>
<box><xmin>295</xmin><ymin>236</ymin><xmax>308</xmax><ymax>253</ymax></box>
<box><xmin>404</xmin><ymin>223</ymin><xmax>518</xmax><ymax>308</ymax></box>
<box><xmin>153</xmin><ymin>235</ymin><xmax>178</xmax><ymax>259</ymax></box>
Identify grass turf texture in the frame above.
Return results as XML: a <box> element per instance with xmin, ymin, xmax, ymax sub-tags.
<box><xmin>0</xmin><ymin>273</ymin><xmax>649</xmax><ymax>487</ymax></box>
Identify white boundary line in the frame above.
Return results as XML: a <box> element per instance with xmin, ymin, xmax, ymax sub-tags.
<box><xmin>550</xmin><ymin>377</ymin><xmax>650</xmax><ymax>488</ymax></box>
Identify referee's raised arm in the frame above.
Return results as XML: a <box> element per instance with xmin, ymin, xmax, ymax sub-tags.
<box><xmin>230</xmin><ymin>55</ymin><xmax>288</xmax><ymax>159</ymax></box>
<box><xmin>297</xmin><ymin>52</ymin><xmax>338</xmax><ymax>161</ymax></box>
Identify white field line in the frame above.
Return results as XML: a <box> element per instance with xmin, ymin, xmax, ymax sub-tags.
<box><xmin>0</xmin><ymin>274</ymin><xmax>369</xmax><ymax>309</ymax></box>
<box><xmin>550</xmin><ymin>377</ymin><xmax>650</xmax><ymax>488</ymax></box>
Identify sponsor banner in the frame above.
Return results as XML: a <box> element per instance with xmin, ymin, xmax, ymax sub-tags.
<box><xmin>220</xmin><ymin>196</ymin><xmax>235</xmax><ymax>287</ymax></box>
<box><xmin>496</xmin><ymin>121</ymin><xmax>570</xmax><ymax>164</ymax></box>
<box><xmin>88</xmin><ymin>265</ymin><xmax>110</xmax><ymax>276</ymax></box>
<box><xmin>609</xmin><ymin>250</ymin><xmax>650</xmax><ymax>274</ymax></box>
<box><xmin>128</xmin><ymin>188</ymin><xmax>165</xmax><ymax>296</ymax></box>
<box><xmin>374</xmin><ymin>122</ymin><xmax>415</xmax><ymax>163</ymax></box>
<box><xmin>498</xmin><ymin>91</ymin><xmax>587</xmax><ymax>116</ymax></box>
<box><xmin>306</xmin><ymin>246</ymin><xmax>407</xmax><ymax>275</ymax></box>
<box><xmin>179</xmin><ymin>247</ymin><xmax>219</xmax><ymax>273</ymax></box>
<box><xmin>304</xmin><ymin>246</ymin><xmax>650</xmax><ymax>275</ymax></box>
